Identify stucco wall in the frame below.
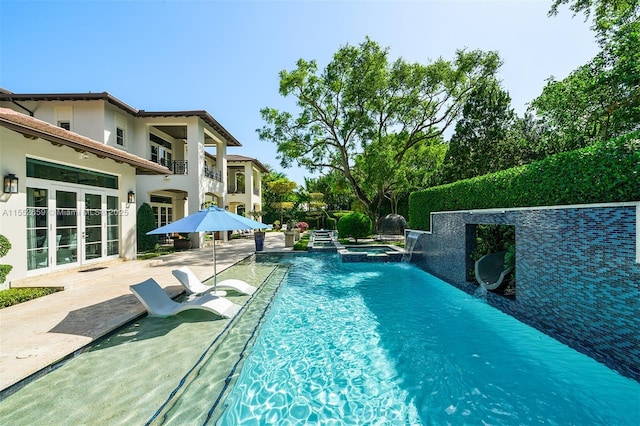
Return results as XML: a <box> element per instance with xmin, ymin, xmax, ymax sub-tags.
<box><xmin>408</xmin><ymin>203</ymin><xmax>640</xmax><ymax>380</ymax></box>
<box><xmin>0</xmin><ymin>127</ymin><xmax>138</xmax><ymax>287</ymax></box>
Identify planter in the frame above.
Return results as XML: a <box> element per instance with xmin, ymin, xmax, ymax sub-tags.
<box><xmin>284</xmin><ymin>231</ymin><xmax>295</xmax><ymax>248</ymax></box>
<box><xmin>254</xmin><ymin>231</ymin><xmax>265</xmax><ymax>252</ymax></box>
<box><xmin>173</xmin><ymin>239</ymin><xmax>192</xmax><ymax>250</ymax></box>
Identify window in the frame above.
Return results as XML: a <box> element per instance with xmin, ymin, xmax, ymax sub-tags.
<box><xmin>55</xmin><ymin>191</ymin><xmax>77</xmax><ymax>266</ymax></box>
<box><xmin>149</xmin><ymin>133</ymin><xmax>172</xmax><ymax>167</ymax></box>
<box><xmin>106</xmin><ymin>196</ymin><xmax>119</xmax><ymax>256</ymax></box>
<box><xmin>26</xmin><ymin>188</ymin><xmax>49</xmax><ymax>270</ymax></box>
<box><xmin>116</xmin><ymin>127</ymin><xmax>125</xmax><ymax>146</ymax></box>
<box><xmin>55</xmin><ymin>106</ymin><xmax>72</xmax><ymax>131</ymax></box>
<box><xmin>84</xmin><ymin>193</ymin><xmax>102</xmax><ymax>260</ymax></box>
<box><xmin>115</xmin><ymin>114</ymin><xmax>127</xmax><ymax>147</ymax></box>
<box><xmin>27</xmin><ymin>158</ymin><xmax>119</xmax><ymax>189</ymax></box>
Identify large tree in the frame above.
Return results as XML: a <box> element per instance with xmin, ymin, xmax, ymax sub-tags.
<box><xmin>260</xmin><ymin>169</ymin><xmax>298</xmax><ymax>224</ymax></box>
<box><xmin>303</xmin><ymin>173</ymin><xmax>355</xmax><ymax>211</ymax></box>
<box><xmin>356</xmin><ymin>133</ymin><xmax>446</xmax><ymax>215</ymax></box>
<box><xmin>436</xmin><ymin>79</ymin><xmax>518</xmax><ymax>184</ymax></box>
<box><xmin>258</xmin><ymin>37</ymin><xmax>501</xmax><ymax>219</ymax></box>
<box><xmin>549</xmin><ymin>0</ymin><xmax>638</xmax><ymax>38</ymax></box>
<box><xmin>530</xmin><ymin>17</ymin><xmax>639</xmax><ymax>150</ymax></box>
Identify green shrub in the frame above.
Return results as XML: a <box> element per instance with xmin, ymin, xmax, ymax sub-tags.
<box><xmin>293</xmin><ymin>234</ymin><xmax>310</xmax><ymax>251</ymax></box>
<box><xmin>0</xmin><ymin>234</ymin><xmax>12</xmax><ymax>285</ymax></box>
<box><xmin>410</xmin><ymin>133</ymin><xmax>640</xmax><ymax>230</ymax></box>
<box><xmin>332</xmin><ymin>211</ymin><xmax>352</xmax><ymax>220</ymax></box>
<box><xmin>137</xmin><ymin>203</ymin><xmax>159</xmax><ymax>252</ymax></box>
<box><xmin>0</xmin><ymin>287</ymin><xmax>60</xmax><ymax>308</ymax></box>
<box><xmin>337</xmin><ymin>212</ymin><xmax>373</xmax><ymax>243</ymax></box>
<box><xmin>0</xmin><ymin>265</ymin><xmax>11</xmax><ymax>285</ymax></box>
<box><xmin>0</xmin><ymin>234</ymin><xmax>10</xmax><ymax>258</ymax></box>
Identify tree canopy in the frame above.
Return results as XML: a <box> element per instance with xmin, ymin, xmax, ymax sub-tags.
<box><xmin>549</xmin><ymin>0</ymin><xmax>639</xmax><ymax>37</ymax></box>
<box><xmin>530</xmin><ymin>16</ymin><xmax>639</xmax><ymax>150</ymax></box>
<box><xmin>436</xmin><ymin>78</ymin><xmax>517</xmax><ymax>183</ymax></box>
<box><xmin>258</xmin><ymin>37</ymin><xmax>501</xmax><ymax>219</ymax></box>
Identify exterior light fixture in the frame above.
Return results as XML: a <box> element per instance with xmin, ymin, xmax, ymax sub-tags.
<box><xmin>3</xmin><ymin>174</ymin><xmax>18</xmax><ymax>194</ymax></box>
<box><xmin>127</xmin><ymin>190</ymin><xmax>135</xmax><ymax>204</ymax></box>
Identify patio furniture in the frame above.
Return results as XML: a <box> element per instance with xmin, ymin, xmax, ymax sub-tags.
<box><xmin>172</xmin><ymin>266</ymin><xmax>257</xmax><ymax>296</ymax></box>
<box><xmin>129</xmin><ymin>278</ymin><xmax>242</xmax><ymax>318</ymax></box>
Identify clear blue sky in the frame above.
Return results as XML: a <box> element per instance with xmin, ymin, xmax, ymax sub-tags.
<box><xmin>0</xmin><ymin>0</ymin><xmax>598</xmax><ymax>185</ymax></box>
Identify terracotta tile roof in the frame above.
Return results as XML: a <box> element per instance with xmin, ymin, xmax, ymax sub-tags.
<box><xmin>225</xmin><ymin>154</ymin><xmax>269</xmax><ymax>172</ymax></box>
<box><xmin>0</xmin><ymin>90</ymin><xmax>241</xmax><ymax>146</ymax></box>
<box><xmin>0</xmin><ymin>107</ymin><xmax>170</xmax><ymax>174</ymax></box>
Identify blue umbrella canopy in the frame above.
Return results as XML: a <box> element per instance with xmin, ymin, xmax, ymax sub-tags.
<box><xmin>146</xmin><ymin>205</ymin><xmax>268</xmax><ymax>234</ymax></box>
<box><xmin>146</xmin><ymin>206</ymin><xmax>268</xmax><ymax>292</ymax></box>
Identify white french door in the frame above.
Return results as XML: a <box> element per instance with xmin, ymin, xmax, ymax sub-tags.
<box><xmin>27</xmin><ymin>181</ymin><xmax>119</xmax><ymax>272</ymax></box>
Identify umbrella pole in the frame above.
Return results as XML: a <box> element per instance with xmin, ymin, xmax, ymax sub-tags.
<box><xmin>212</xmin><ymin>240</ymin><xmax>218</xmax><ymax>292</ymax></box>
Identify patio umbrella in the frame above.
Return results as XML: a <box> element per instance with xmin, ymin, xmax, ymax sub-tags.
<box><xmin>146</xmin><ymin>206</ymin><xmax>268</xmax><ymax>292</ymax></box>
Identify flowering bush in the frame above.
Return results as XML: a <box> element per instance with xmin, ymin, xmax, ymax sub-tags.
<box><xmin>296</xmin><ymin>221</ymin><xmax>309</xmax><ymax>232</ymax></box>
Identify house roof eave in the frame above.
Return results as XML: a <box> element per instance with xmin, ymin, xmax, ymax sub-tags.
<box><xmin>0</xmin><ymin>108</ymin><xmax>170</xmax><ymax>175</ymax></box>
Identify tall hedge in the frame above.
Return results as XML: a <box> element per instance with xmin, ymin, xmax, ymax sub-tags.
<box><xmin>137</xmin><ymin>203</ymin><xmax>159</xmax><ymax>252</ymax></box>
<box><xmin>409</xmin><ymin>133</ymin><xmax>640</xmax><ymax>231</ymax></box>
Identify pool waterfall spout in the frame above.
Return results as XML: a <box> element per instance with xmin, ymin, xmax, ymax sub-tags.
<box><xmin>402</xmin><ymin>230</ymin><xmax>420</xmax><ymax>263</ymax></box>
<box><xmin>474</xmin><ymin>282</ymin><xmax>488</xmax><ymax>299</ymax></box>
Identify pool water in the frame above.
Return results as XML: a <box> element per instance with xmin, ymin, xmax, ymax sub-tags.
<box><xmin>0</xmin><ymin>260</ymin><xmax>281</xmax><ymax>425</ymax></box>
<box><xmin>218</xmin><ymin>255</ymin><xmax>640</xmax><ymax>425</ymax></box>
<box><xmin>343</xmin><ymin>246</ymin><xmax>396</xmax><ymax>254</ymax></box>
<box><xmin>1</xmin><ymin>254</ymin><xmax>638</xmax><ymax>425</ymax></box>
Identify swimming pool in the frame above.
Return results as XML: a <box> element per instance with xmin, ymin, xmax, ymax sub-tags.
<box><xmin>0</xmin><ymin>254</ymin><xmax>637</xmax><ymax>425</ymax></box>
<box><xmin>217</xmin><ymin>255</ymin><xmax>640</xmax><ymax>424</ymax></box>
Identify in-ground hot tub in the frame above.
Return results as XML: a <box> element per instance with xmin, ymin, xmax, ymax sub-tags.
<box><xmin>338</xmin><ymin>245</ymin><xmax>405</xmax><ymax>262</ymax></box>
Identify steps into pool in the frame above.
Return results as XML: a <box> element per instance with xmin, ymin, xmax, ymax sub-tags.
<box><xmin>308</xmin><ymin>230</ymin><xmax>341</xmax><ymax>252</ymax></box>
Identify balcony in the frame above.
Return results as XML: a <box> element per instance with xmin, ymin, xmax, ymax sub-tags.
<box><xmin>153</xmin><ymin>159</ymin><xmax>188</xmax><ymax>175</ymax></box>
<box><xmin>204</xmin><ymin>165</ymin><xmax>222</xmax><ymax>182</ymax></box>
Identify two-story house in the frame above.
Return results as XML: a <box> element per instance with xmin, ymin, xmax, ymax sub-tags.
<box><xmin>224</xmin><ymin>155</ymin><xmax>268</xmax><ymax>218</ymax></box>
<box><xmin>0</xmin><ymin>89</ymin><xmax>264</xmax><ymax>287</ymax></box>
<box><xmin>0</xmin><ymin>107</ymin><xmax>170</xmax><ymax>287</ymax></box>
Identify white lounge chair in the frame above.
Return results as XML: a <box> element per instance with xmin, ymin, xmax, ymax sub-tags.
<box><xmin>474</xmin><ymin>251</ymin><xmax>514</xmax><ymax>291</ymax></box>
<box><xmin>129</xmin><ymin>278</ymin><xmax>242</xmax><ymax>318</ymax></box>
<box><xmin>172</xmin><ymin>266</ymin><xmax>257</xmax><ymax>296</ymax></box>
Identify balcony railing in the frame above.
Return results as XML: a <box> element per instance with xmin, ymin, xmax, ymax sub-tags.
<box><xmin>153</xmin><ymin>159</ymin><xmax>188</xmax><ymax>175</ymax></box>
<box><xmin>172</xmin><ymin>160</ymin><xmax>188</xmax><ymax>175</ymax></box>
<box><xmin>227</xmin><ymin>188</ymin><xmax>246</xmax><ymax>194</ymax></box>
<box><xmin>253</xmin><ymin>187</ymin><xmax>260</xmax><ymax>196</ymax></box>
<box><xmin>204</xmin><ymin>165</ymin><xmax>222</xmax><ymax>182</ymax></box>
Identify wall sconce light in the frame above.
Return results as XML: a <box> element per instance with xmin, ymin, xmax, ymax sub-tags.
<box><xmin>3</xmin><ymin>174</ymin><xmax>18</xmax><ymax>194</ymax></box>
<box><xmin>127</xmin><ymin>190</ymin><xmax>135</xmax><ymax>204</ymax></box>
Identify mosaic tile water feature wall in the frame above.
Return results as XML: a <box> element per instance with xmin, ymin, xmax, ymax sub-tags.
<box><xmin>409</xmin><ymin>203</ymin><xmax>640</xmax><ymax>381</ymax></box>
